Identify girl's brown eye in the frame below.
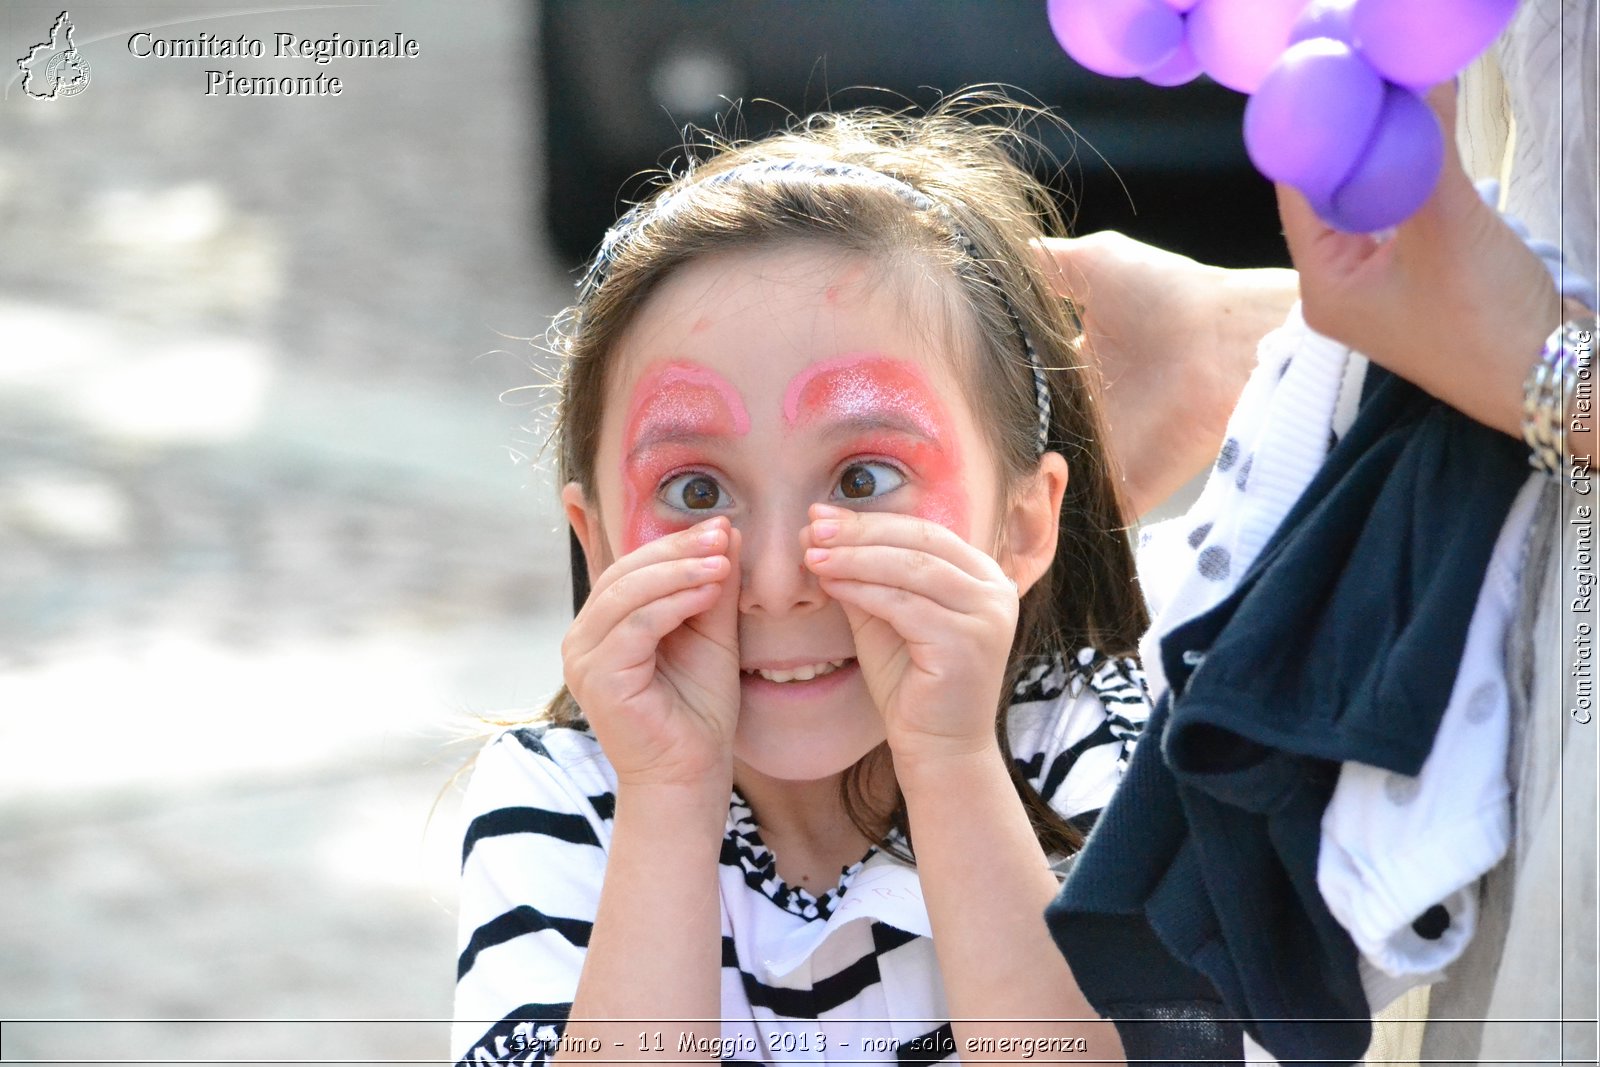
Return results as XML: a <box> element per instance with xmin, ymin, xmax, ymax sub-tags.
<box><xmin>679</xmin><ymin>475</ymin><xmax>721</xmax><ymax>509</ymax></box>
<box><xmin>839</xmin><ymin>464</ymin><xmax>877</xmax><ymax>499</ymax></box>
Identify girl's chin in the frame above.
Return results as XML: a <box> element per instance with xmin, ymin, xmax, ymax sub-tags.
<box><xmin>732</xmin><ymin>662</ymin><xmax>886</xmax><ymax>781</ymax></box>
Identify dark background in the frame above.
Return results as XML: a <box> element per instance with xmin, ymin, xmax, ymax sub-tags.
<box><xmin>540</xmin><ymin>0</ymin><xmax>1288</xmax><ymax>273</ymax></box>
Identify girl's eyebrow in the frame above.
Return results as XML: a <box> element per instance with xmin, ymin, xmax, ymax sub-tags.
<box><xmin>809</xmin><ymin>411</ymin><xmax>936</xmax><ymax>444</ymax></box>
<box><xmin>624</xmin><ymin>427</ymin><xmax>735</xmax><ymax>462</ymax></box>
<box><xmin>781</xmin><ymin>353</ymin><xmax>946</xmax><ymax>440</ymax></box>
<box><xmin>621</xmin><ymin>361</ymin><xmax>750</xmax><ymax>460</ymax></box>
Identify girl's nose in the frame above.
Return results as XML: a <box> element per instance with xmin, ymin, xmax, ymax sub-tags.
<box><xmin>736</xmin><ymin>510</ymin><xmax>823</xmax><ymax>616</ymax></box>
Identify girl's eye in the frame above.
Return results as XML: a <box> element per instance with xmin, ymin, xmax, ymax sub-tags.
<box><xmin>834</xmin><ymin>462</ymin><xmax>905</xmax><ymax>501</ymax></box>
<box><xmin>660</xmin><ymin>472</ymin><xmax>727</xmax><ymax>511</ymax></box>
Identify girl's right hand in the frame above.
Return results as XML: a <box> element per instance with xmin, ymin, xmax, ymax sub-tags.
<box><xmin>561</xmin><ymin>517</ymin><xmax>743</xmax><ymax>789</ymax></box>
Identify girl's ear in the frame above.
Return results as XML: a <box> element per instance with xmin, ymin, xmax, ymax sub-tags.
<box><xmin>1003</xmin><ymin>452</ymin><xmax>1069</xmax><ymax>596</ymax></box>
<box><xmin>561</xmin><ymin>481</ymin><xmax>607</xmax><ymax>586</ymax></box>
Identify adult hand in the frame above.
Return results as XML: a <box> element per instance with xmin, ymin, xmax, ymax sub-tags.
<box><xmin>1036</xmin><ymin>234</ymin><xmax>1297</xmax><ymax>517</ymax></box>
<box><xmin>801</xmin><ymin>504</ymin><xmax>1017</xmax><ymax>768</ymax></box>
<box><xmin>560</xmin><ymin>516</ymin><xmax>742</xmax><ymax>788</ymax></box>
<box><xmin>1278</xmin><ymin>81</ymin><xmax>1563</xmax><ymax>440</ymax></box>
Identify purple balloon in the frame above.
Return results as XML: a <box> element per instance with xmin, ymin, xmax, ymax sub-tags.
<box><xmin>1142</xmin><ymin>37</ymin><xmax>1203</xmax><ymax>86</ymax></box>
<box><xmin>1351</xmin><ymin>0</ymin><xmax>1519</xmax><ymax>88</ymax></box>
<box><xmin>1188</xmin><ymin>0</ymin><xmax>1311</xmax><ymax>94</ymax></box>
<box><xmin>1047</xmin><ymin>0</ymin><xmax>1186</xmax><ymax>79</ymax></box>
<box><xmin>1290</xmin><ymin>0</ymin><xmax>1358</xmax><ymax>45</ymax></box>
<box><xmin>1245</xmin><ymin>39</ymin><xmax>1385</xmax><ymax>208</ymax></box>
<box><xmin>1324</xmin><ymin>84</ymin><xmax>1445</xmax><ymax>232</ymax></box>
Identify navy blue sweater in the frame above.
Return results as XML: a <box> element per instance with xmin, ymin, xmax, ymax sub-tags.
<box><xmin>1047</xmin><ymin>368</ymin><xmax>1529</xmax><ymax>1066</ymax></box>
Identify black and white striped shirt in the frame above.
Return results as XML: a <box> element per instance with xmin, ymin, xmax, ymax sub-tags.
<box><xmin>452</xmin><ymin>650</ymin><xmax>1148</xmax><ymax>1065</ymax></box>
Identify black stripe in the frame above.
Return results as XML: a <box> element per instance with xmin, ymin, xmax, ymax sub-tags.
<box><xmin>507</xmin><ymin>727</ymin><xmax>553</xmax><ymax>759</ymax></box>
<box><xmin>896</xmin><ymin>1022</ymin><xmax>956</xmax><ymax>1067</ymax></box>
<box><xmin>721</xmin><ymin>935</ymin><xmax>739</xmax><ymax>967</ymax></box>
<box><xmin>737</xmin><ymin>967</ymin><xmax>816</xmax><ymax>1018</ymax></box>
<box><xmin>1040</xmin><ymin>719</ymin><xmax>1118</xmax><ymax>801</ymax></box>
<box><xmin>454</xmin><ymin>1001</ymin><xmax>571</xmax><ymax>1067</ymax></box>
<box><xmin>735</xmin><ymin>941</ymin><xmax>885</xmax><ymax>1018</ymax></box>
<box><xmin>871</xmin><ymin>921</ymin><xmax>919</xmax><ymax>955</ymax></box>
<box><xmin>458</xmin><ymin>905</ymin><xmax>593</xmax><ymax>980</ymax></box>
<box><xmin>461</xmin><ymin>806</ymin><xmax>601</xmax><ymax>868</ymax></box>
<box><xmin>588</xmin><ymin>791</ymin><xmax>616</xmax><ymax>821</ymax></box>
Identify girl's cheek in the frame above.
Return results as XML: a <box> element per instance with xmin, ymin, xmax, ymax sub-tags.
<box><xmin>915</xmin><ymin>480</ymin><xmax>968</xmax><ymax>537</ymax></box>
<box><xmin>620</xmin><ymin>450</ymin><xmax>695</xmax><ymax>554</ymax></box>
<box><xmin>851</xmin><ymin>437</ymin><xmax>969</xmax><ymax>539</ymax></box>
<box><xmin>622</xmin><ymin>498</ymin><xmax>684</xmax><ymax>554</ymax></box>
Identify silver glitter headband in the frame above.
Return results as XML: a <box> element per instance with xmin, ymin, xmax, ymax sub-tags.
<box><xmin>578</xmin><ymin>159</ymin><xmax>1053</xmax><ymax>456</ymax></box>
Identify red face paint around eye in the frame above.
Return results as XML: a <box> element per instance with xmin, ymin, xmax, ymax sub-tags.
<box><xmin>619</xmin><ymin>361</ymin><xmax>750</xmax><ymax>552</ymax></box>
<box><xmin>782</xmin><ymin>354</ymin><xmax>968</xmax><ymax>535</ymax></box>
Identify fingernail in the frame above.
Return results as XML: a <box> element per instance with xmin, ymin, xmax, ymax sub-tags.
<box><xmin>697</xmin><ymin>527</ymin><xmax>724</xmax><ymax>546</ymax></box>
<box><xmin>702</xmin><ymin>555</ymin><xmax>725</xmax><ymax>570</ymax></box>
<box><xmin>805</xmin><ymin>547</ymin><xmax>830</xmax><ymax>565</ymax></box>
<box><xmin>812</xmin><ymin>519</ymin><xmax>839</xmax><ymax>542</ymax></box>
<box><xmin>812</xmin><ymin>503</ymin><xmax>845</xmax><ymax>518</ymax></box>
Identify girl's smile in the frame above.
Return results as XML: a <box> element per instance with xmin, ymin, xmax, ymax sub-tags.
<box><xmin>574</xmin><ymin>244</ymin><xmax>1006</xmax><ymax>781</ymax></box>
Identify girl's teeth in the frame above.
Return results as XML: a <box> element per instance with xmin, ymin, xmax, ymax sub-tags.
<box><xmin>753</xmin><ymin>659</ymin><xmax>846</xmax><ymax>684</ymax></box>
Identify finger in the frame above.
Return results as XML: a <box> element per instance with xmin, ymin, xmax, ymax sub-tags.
<box><xmin>1402</xmin><ymin>79</ymin><xmax>1487</xmax><ymax>239</ymax></box>
<box><xmin>567</xmin><ymin>581</ymin><xmax>725</xmax><ymax>700</ymax></box>
<box><xmin>681</xmin><ymin>525</ymin><xmax>741</xmax><ymax>655</ymax></box>
<box><xmin>806</xmin><ymin>542</ymin><xmax>1002</xmax><ymax>617</ymax></box>
<box><xmin>1275</xmin><ymin>181</ymin><xmax>1383</xmax><ymax>278</ymax></box>
<box><xmin>808</xmin><ymin>504</ymin><xmax>1000</xmax><ymax>580</ymax></box>
<box><xmin>574</xmin><ymin>551</ymin><xmax>731</xmax><ymax>653</ymax></box>
<box><xmin>586</xmin><ymin>516</ymin><xmax>730</xmax><ymax>601</ymax></box>
<box><xmin>817</xmin><ymin>576</ymin><xmax>1008</xmax><ymax>654</ymax></box>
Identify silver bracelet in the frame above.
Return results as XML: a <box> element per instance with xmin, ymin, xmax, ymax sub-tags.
<box><xmin>1523</xmin><ymin>321</ymin><xmax>1593</xmax><ymax>477</ymax></box>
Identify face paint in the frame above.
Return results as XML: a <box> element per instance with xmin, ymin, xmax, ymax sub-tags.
<box><xmin>782</xmin><ymin>353</ymin><xmax>968</xmax><ymax>534</ymax></box>
<box><xmin>619</xmin><ymin>361</ymin><xmax>750</xmax><ymax>552</ymax></box>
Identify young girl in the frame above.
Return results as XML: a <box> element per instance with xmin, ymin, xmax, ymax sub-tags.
<box><xmin>452</xmin><ymin>102</ymin><xmax>1149</xmax><ymax>1065</ymax></box>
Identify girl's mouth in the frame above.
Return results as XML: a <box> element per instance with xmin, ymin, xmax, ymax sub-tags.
<box><xmin>740</xmin><ymin>657</ymin><xmax>857</xmax><ymax>686</ymax></box>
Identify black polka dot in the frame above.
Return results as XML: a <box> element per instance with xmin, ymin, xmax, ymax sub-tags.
<box><xmin>1412</xmin><ymin>904</ymin><xmax>1451</xmax><ymax>941</ymax></box>
<box><xmin>1187</xmin><ymin>522</ymin><xmax>1213</xmax><ymax>549</ymax></box>
<box><xmin>1235</xmin><ymin>455</ymin><xmax>1253</xmax><ymax>492</ymax></box>
<box><xmin>1277</xmin><ymin>357</ymin><xmax>1293</xmax><ymax>380</ymax></box>
<box><xmin>1216</xmin><ymin>438</ymin><xmax>1240</xmax><ymax>472</ymax></box>
<box><xmin>1197</xmin><ymin>545</ymin><xmax>1231</xmax><ymax>581</ymax></box>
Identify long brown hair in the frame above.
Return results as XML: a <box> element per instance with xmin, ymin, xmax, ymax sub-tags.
<box><xmin>543</xmin><ymin>92</ymin><xmax>1147</xmax><ymax>859</ymax></box>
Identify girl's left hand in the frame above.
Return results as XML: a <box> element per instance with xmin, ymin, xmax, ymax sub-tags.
<box><xmin>803</xmin><ymin>504</ymin><xmax>1018</xmax><ymax>766</ymax></box>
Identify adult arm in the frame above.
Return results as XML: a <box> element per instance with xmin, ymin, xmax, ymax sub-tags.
<box><xmin>1036</xmin><ymin>234</ymin><xmax>1298</xmax><ymax>518</ymax></box>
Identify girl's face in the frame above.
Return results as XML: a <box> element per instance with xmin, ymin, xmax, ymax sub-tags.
<box><xmin>569</xmin><ymin>245</ymin><xmax>1012</xmax><ymax>783</ymax></box>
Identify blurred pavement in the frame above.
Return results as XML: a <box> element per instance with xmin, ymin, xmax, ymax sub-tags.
<box><xmin>0</xmin><ymin>1</ymin><xmax>573</xmax><ymax>1062</ymax></box>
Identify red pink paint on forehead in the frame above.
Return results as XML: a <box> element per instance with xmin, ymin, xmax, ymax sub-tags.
<box><xmin>620</xmin><ymin>361</ymin><xmax>750</xmax><ymax>552</ymax></box>
<box><xmin>783</xmin><ymin>353</ymin><xmax>968</xmax><ymax>535</ymax></box>
<box><xmin>617</xmin><ymin>353</ymin><xmax>969</xmax><ymax>551</ymax></box>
